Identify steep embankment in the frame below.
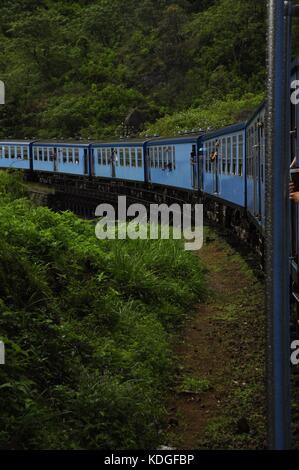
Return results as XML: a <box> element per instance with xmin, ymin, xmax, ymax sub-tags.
<box><xmin>0</xmin><ymin>172</ymin><xmax>206</xmax><ymax>450</ymax></box>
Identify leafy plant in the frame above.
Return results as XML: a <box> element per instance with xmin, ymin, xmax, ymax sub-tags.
<box><xmin>0</xmin><ymin>172</ymin><xmax>206</xmax><ymax>449</ymax></box>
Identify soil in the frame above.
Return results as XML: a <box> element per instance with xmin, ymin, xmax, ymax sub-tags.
<box><xmin>166</xmin><ymin>228</ymin><xmax>266</xmax><ymax>450</ymax></box>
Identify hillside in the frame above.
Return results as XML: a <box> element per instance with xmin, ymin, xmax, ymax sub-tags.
<box><xmin>0</xmin><ymin>171</ymin><xmax>206</xmax><ymax>449</ymax></box>
<box><xmin>0</xmin><ymin>0</ymin><xmax>267</xmax><ymax>139</ymax></box>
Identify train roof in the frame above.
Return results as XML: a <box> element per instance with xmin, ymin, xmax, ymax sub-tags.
<box><xmin>34</xmin><ymin>140</ymin><xmax>91</xmax><ymax>146</ymax></box>
<box><xmin>0</xmin><ymin>139</ymin><xmax>34</xmax><ymax>144</ymax></box>
<box><xmin>147</xmin><ymin>132</ymin><xmax>204</xmax><ymax>145</ymax></box>
<box><xmin>32</xmin><ymin>138</ymin><xmax>149</xmax><ymax>146</ymax></box>
<box><xmin>201</xmin><ymin>122</ymin><xmax>246</xmax><ymax>141</ymax></box>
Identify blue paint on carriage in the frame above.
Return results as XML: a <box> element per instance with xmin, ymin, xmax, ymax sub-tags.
<box><xmin>0</xmin><ymin>141</ymin><xmax>33</xmax><ymax>170</ymax></box>
<box><xmin>147</xmin><ymin>135</ymin><xmax>201</xmax><ymax>190</ymax></box>
<box><xmin>91</xmin><ymin>141</ymin><xmax>147</xmax><ymax>182</ymax></box>
<box><xmin>201</xmin><ymin>125</ymin><xmax>246</xmax><ymax>207</ymax></box>
<box><xmin>32</xmin><ymin>142</ymin><xmax>90</xmax><ymax>176</ymax></box>
<box><xmin>245</xmin><ymin>103</ymin><xmax>266</xmax><ymax>228</ymax></box>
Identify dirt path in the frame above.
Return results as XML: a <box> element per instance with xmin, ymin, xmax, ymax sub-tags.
<box><xmin>166</xmin><ymin>228</ymin><xmax>266</xmax><ymax>450</ymax></box>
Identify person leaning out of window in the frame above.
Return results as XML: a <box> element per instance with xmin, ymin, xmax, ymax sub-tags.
<box><xmin>290</xmin><ymin>157</ymin><xmax>299</xmax><ymax>204</ymax></box>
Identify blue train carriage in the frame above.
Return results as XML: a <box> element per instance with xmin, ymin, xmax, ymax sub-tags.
<box><xmin>0</xmin><ymin>140</ymin><xmax>33</xmax><ymax>170</ymax></box>
<box><xmin>246</xmin><ymin>104</ymin><xmax>266</xmax><ymax>228</ymax></box>
<box><xmin>146</xmin><ymin>134</ymin><xmax>202</xmax><ymax>191</ymax></box>
<box><xmin>200</xmin><ymin>123</ymin><xmax>246</xmax><ymax>208</ymax></box>
<box><xmin>245</xmin><ymin>103</ymin><xmax>266</xmax><ymax>229</ymax></box>
<box><xmin>32</xmin><ymin>140</ymin><xmax>91</xmax><ymax>176</ymax></box>
<box><xmin>90</xmin><ymin>139</ymin><xmax>147</xmax><ymax>183</ymax></box>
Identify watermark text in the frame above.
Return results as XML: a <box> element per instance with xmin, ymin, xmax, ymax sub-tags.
<box><xmin>95</xmin><ymin>197</ymin><xmax>203</xmax><ymax>251</ymax></box>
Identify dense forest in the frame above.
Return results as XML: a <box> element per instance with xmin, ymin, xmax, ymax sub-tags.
<box><xmin>0</xmin><ymin>0</ymin><xmax>267</xmax><ymax>139</ymax></box>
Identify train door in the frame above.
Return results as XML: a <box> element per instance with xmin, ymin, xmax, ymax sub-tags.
<box><xmin>212</xmin><ymin>140</ymin><xmax>220</xmax><ymax>194</ymax></box>
<box><xmin>111</xmin><ymin>148</ymin><xmax>116</xmax><ymax>178</ymax></box>
<box><xmin>53</xmin><ymin>147</ymin><xmax>58</xmax><ymax>172</ymax></box>
<box><xmin>146</xmin><ymin>147</ymin><xmax>151</xmax><ymax>183</ymax></box>
<box><xmin>198</xmin><ymin>141</ymin><xmax>204</xmax><ymax>191</ymax></box>
<box><xmin>191</xmin><ymin>144</ymin><xmax>199</xmax><ymax>189</ymax></box>
<box><xmin>90</xmin><ymin>148</ymin><xmax>95</xmax><ymax>177</ymax></box>
<box><xmin>84</xmin><ymin>148</ymin><xmax>89</xmax><ymax>175</ymax></box>
<box><xmin>253</xmin><ymin>121</ymin><xmax>262</xmax><ymax>218</ymax></box>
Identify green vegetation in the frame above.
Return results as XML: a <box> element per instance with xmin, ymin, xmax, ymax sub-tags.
<box><xmin>0</xmin><ymin>172</ymin><xmax>206</xmax><ymax>449</ymax></box>
<box><xmin>144</xmin><ymin>94</ymin><xmax>264</xmax><ymax>137</ymax></box>
<box><xmin>0</xmin><ymin>0</ymin><xmax>267</xmax><ymax>139</ymax></box>
<box><xmin>179</xmin><ymin>376</ymin><xmax>211</xmax><ymax>394</ymax></box>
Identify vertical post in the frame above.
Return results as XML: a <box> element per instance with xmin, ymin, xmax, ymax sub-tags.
<box><xmin>266</xmin><ymin>0</ymin><xmax>292</xmax><ymax>450</ymax></box>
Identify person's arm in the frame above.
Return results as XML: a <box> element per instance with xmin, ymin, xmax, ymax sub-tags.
<box><xmin>289</xmin><ymin>181</ymin><xmax>299</xmax><ymax>203</ymax></box>
<box><xmin>291</xmin><ymin>157</ymin><xmax>297</xmax><ymax>169</ymax></box>
<box><xmin>211</xmin><ymin>151</ymin><xmax>217</xmax><ymax>162</ymax></box>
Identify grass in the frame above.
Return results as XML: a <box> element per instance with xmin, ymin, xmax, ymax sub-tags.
<box><xmin>179</xmin><ymin>376</ymin><xmax>211</xmax><ymax>394</ymax></box>
<box><xmin>200</xmin><ymin>232</ymin><xmax>266</xmax><ymax>449</ymax></box>
<box><xmin>0</xmin><ymin>171</ymin><xmax>206</xmax><ymax>450</ymax></box>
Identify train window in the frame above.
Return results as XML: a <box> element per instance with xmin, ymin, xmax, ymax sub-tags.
<box><xmin>74</xmin><ymin>148</ymin><xmax>79</xmax><ymax>164</ymax></box>
<box><xmin>260</xmin><ymin>120</ymin><xmax>264</xmax><ymax>138</ymax></box>
<box><xmin>170</xmin><ymin>147</ymin><xmax>174</xmax><ymax>168</ymax></box>
<box><xmin>125</xmin><ymin>148</ymin><xmax>130</xmax><ymax>166</ymax></box>
<box><xmin>49</xmin><ymin>148</ymin><xmax>54</xmax><ymax>162</ymax></box>
<box><xmin>250</xmin><ymin>129</ymin><xmax>253</xmax><ymax>178</ymax></box>
<box><xmin>97</xmin><ymin>149</ymin><xmax>101</xmax><ymax>165</ymax></box>
<box><xmin>0</xmin><ymin>147</ymin><xmax>2</xmax><ymax>159</ymax></box>
<box><xmin>68</xmin><ymin>148</ymin><xmax>73</xmax><ymax>163</ymax></box>
<box><xmin>232</xmin><ymin>136</ymin><xmax>237</xmax><ymax>175</ymax></box>
<box><xmin>131</xmin><ymin>148</ymin><xmax>136</xmax><ymax>167</ymax></box>
<box><xmin>119</xmin><ymin>149</ymin><xmax>124</xmax><ymax>166</ymax></box>
<box><xmin>247</xmin><ymin>128</ymin><xmax>252</xmax><ymax>178</ymax></box>
<box><xmin>164</xmin><ymin>147</ymin><xmax>167</xmax><ymax>167</ymax></box>
<box><xmin>16</xmin><ymin>146</ymin><xmax>22</xmax><ymax>159</ymax></box>
<box><xmin>10</xmin><ymin>147</ymin><xmax>15</xmax><ymax>159</ymax></box>
<box><xmin>205</xmin><ymin>143</ymin><xmax>208</xmax><ymax>172</ymax></box>
<box><xmin>221</xmin><ymin>138</ymin><xmax>226</xmax><ymax>174</ymax></box>
<box><xmin>137</xmin><ymin>148</ymin><xmax>143</xmax><ymax>167</ymax></box>
<box><xmin>102</xmin><ymin>148</ymin><xmax>107</xmax><ymax>165</ymax></box>
<box><xmin>62</xmin><ymin>148</ymin><xmax>67</xmax><ymax>163</ymax></box>
<box><xmin>168</xmin><ymin>146</ymin><xmax>172</xmax><ymax>167</ymax></box>
<box><xmin>149</xmin><ymin>148</ymin><xmax>153</xmax><ymax>168</ymax></box>
<box><xmin>227</xmin><ymin>138</ymin><xmax>231</xmax><ymax>174</ymax></box>
<box><xmin>153</xmin><ymin>147</ymin><xmax>157</xmax><ymax>168</ymax></box>
<box><xmin>43</xmin><ymin>148</ymin><xmax>48</xmax><ymax>162</ymax></box>
<box><xmin>238</xmin><ymin>134</ymin><xmax>243</xmax><ymax>176</ymax></box>
<box><xmin>107</xmin><ymin>148</ymin><xmax>111</xmax><ymax>165</ymax></box>
<box><xmin>114</xmin><ymin>149</ymin><xmax>119</xmax><ymax>167</ymax></box>
<box><xmin>158</xmin><ymin>147</ymin><xmax>162</xmax><ymax>168</ymax></box>
<box><xmin>4</xmin><ymin>146</ymin><xmax>9</xmax><ymax>158</ymax></box>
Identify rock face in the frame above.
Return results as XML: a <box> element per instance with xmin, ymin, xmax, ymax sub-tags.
<box><xmin>123</xmin><ymin>109</ymin><xmax>146</xmax><ymax>136</ymax></box>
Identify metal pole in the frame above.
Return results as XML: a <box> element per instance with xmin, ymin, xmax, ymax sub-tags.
<box><xmin>266</xmin><ymin>0</ymin><xmax>292</xmax><ymax>450</ymax></box>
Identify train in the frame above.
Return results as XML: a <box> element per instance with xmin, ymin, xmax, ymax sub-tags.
<box><xmin>0</xmin><ymin>79</ymin><xmax>292</xmax><ymax>265</ymax></box>
<box><xmin>0</xmin><ymin>0</ymin><xmax>298</xmax><ymax>451</ymax></box>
